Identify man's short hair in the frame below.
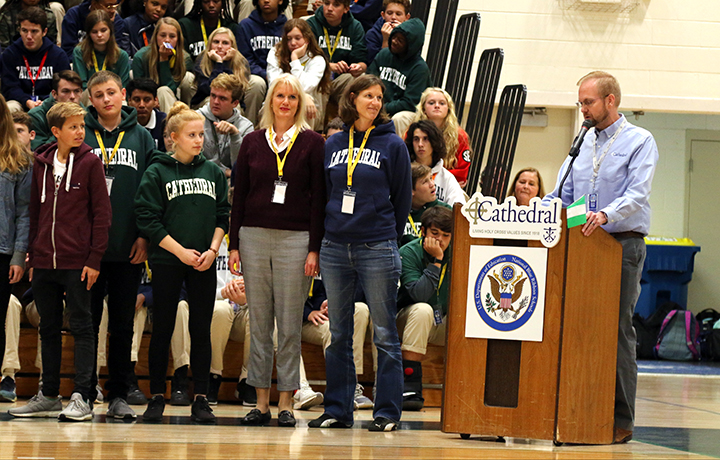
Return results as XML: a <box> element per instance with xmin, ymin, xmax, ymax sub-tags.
<box><xmin>52</xmin><ymin>70</ymin><xmax>83</xmax><ymax>92</ymax></box>
<box><xmin>87</xmin><ymin>70</ymin><xmax>123</xmax><ymax>93</ymax></box>
<box><xmin>210</xmin><ymin>73</ymin><xmax>244</xmax><ymax>103</ymax></box>
<box><xmin>383</xmin><ymin>0</ymin><xmax>410</xmax><ymax>13</ymax></box>
<box><xmin>421</xmin><ymin>206</ymin><xmax>453</xmax><ymax>234</ymax></box>
<box><xmin>12</xmin><ymin>111</ymin><xmax>33</xmax><ymax>131</ymax></box>
<box><xmin>252</xmin><ymin>0</ymin><xmax>290</xmax><ymax>13</ymax></box>
<box><xmin>411</xmin><ymin>162</ymin><xmax>431</xmax><ymax>190</ymax></box>
<box><xmin>325</xmin><ymin>117</ymin><xmax>344</xmax><ymax>134</ymax></box>
<box><xmin>17</xmin><ymin>7</ymin><xmax>47</xmax><ymax>30</ymax></box>
<box><xmin>328</xmin><ymin>0</ymin><xmax>352</xmax><ymax>8</ymax></box>
<box><xmin>127</xmin><ymin>78</ymin><xmax>160</xmax><ymax>99</ymax></box>
<box><xmin>47</xmin><ymin>102</ymin><xmax>86</xmax><ymax>131</ymax></box>
<box><xmin>578</xmin><ymin>71</ymin><xmax>622</xmax><ymax>108</ymax></box>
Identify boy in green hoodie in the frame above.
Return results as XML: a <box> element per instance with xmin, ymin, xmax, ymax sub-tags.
<box><xmin>368</xmin><ymin>17</ymin><xmax>431</xmax><ymax>135</ymax></box>
<box><xmin>83</xmin><ymin>70</ymin><xmax>158</xmax><ymax>421</ymax></box>
<box><xmin>307</xmin><ymin>0</ymin><xmax>368</xmax><ymax>111</ymax></box>
<box><xmin>401</xmin><ymin>162</ymin><xmax>451</xmax><ymax>247</ymax></box>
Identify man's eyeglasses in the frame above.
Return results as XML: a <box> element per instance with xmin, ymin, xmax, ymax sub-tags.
<box><xmin>575</xmin><ymin>95</ymin><xmax>607</xmax><ymax>109</ymax></box>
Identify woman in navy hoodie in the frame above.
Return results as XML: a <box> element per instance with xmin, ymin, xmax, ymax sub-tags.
<box><xmin>309</xmin><ymin>74</ymin><xmax>411</xmax><ymax>432</ymax></box>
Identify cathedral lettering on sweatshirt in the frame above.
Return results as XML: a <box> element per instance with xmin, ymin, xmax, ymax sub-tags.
<box><xmin>250</xmin><ymin>35</ymin><xmax>281</xmax><ymax>52</ymax></box>
<box><xmin>91</xmin><ymin>148</ymin><xmax>139</xmax><ymax>170</ymax></box>
<box><xmin>16</xmin><ymin>65</ymin><xmax>54</xmax><ymax>80</ymax></box>
<box><xmin>377</xmin><ymin>67</ymin><xmax>407</xmax><ymax>91</ymax></box>
<box><xmin>165</xmin><ymin>178</ymin><xmax>217</xmax><ymax>201</ymax></box>
<box><xmin>327</xmin><ymin>148</ymin><xmax>382</xmax><ymax>169</ymax></box>
<box><xmin>317</xmin><ymin>35</ymin><xmax>352</xmax><ymax>52</ymax></box>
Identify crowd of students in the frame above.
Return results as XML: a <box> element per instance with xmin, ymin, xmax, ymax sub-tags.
<box><xmin>0</xmin><ymin>0</ymin><xmax>548</xmax><ymax>431</ymax></box>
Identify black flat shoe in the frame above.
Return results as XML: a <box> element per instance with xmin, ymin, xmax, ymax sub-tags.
<box><xmin>240</xmin><ymin>408</ymin><xmax>271</xmax><ymax>426</ymax></box>
<box><xmin>277</xmin><ymin>410</ymin><xmax>296</xmax><ymax>427</ymax></box>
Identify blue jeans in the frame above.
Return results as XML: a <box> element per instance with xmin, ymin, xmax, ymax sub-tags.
<box><xmin>320</xmin><ymin>238</ymin><xmax>403</xmax><ymax>425</ymax></box>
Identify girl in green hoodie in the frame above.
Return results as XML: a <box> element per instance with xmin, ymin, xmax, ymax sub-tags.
<box><xmin>135</xmin><ymin>101</ymin><xmax>230</xmax><ymax>424</ymax></box>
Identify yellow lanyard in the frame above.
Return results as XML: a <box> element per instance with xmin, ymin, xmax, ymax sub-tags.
<box><xmin>201</xmin><ymin>17</ymin><xmax>221</xmax><ymax>47</ymax></box>
<box><xmin>323</xmin><ymin>27</ymin><xmax>342</xmax><ymax>60</ymax></box>
<box><xmin>347</xmin><ymin>126</ymin><xmax>374</xmax><ymax>189</ymax></box>
<box><xmin>95</xmin><ymin>130</ymin><xmax>125</xmax><ymax>167</ymax></box>
<box><xmin>269</xmin><ymin>127</ymin><xmax>299</xmax><ymax>179</ymax></box>
<box><xmin>144</xmin><ymin>261</ymin><xmax>152</xmax><ymax>281</ymax></box>
<box><xmin>308</xmin><ymin>277</ymin><xmax>314</xmax><ymax>297</ymax></box>
<box><xmin>92</xmin><ymin>51</ymin><xmax>106</xmax><ymax>72</ymax></box>
<box><xmin>407</xmin><ymin>214</ymin><xmax>421</xmax><ymax>238</ymax></box>
<box><xmin>437</xmin><ymin>264</ymin><xmax>447</xmax><ymax>297</ymax></box>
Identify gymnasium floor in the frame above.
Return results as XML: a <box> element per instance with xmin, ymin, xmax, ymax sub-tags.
<box><xmin>0</xmin><ymin>365</ymin><xmax>717</xmax><ymax>459</ymax></box>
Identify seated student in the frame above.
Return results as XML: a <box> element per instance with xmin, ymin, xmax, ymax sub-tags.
<box><xmin>1</xmin><ymin>7</ymin><xmax>70</xmax><ymax>113</ymax></box>
<box><xmin>29</xmin><ymin>71</ymin><xmax>83</xmax><ymax>150</ymax></box>
<box><xmin>0</xmin><ymin>0</ymin><xmax>58</xmax><ymax>49</ymax></box>
<box><xmin>233</xmin><ymin>0</ymin><xmax>293</xmax><ymax>22</ymax></box>
<box><xmin>127</xmin><ymin>263</ymin><xmax>192</xmax><ymax>406</ymax></box>
<box><xmin>267</xmin><ymin>18</ymin><xmax>331</xmax><ymax>132</ymax></box>
<box><xmin>401</xmin><ymin>162</ymin><xmax>451</xmax><ymax>247</ymax></box>
<box><xmin>61</xmin><ymin>0</ymin><xmax>131</xmax><ymax>60</ymax></box>
<box><xmin>365</xmin><ymin>0</ymin><xmax>409</xmax><ymax>71</ymax></box>
<box><xmin>299</xmin><ymin>278</ymin><xmax>373</xmax><ymax>410</ymax></box>
<box><xmin>368</xmin><ymin>17</ymin><xmax>430</xmax><ymax>136</ymax></box>
<box><xmin>13</xmin><ymin>110</ymin><xmax>36</xmax><ymax>152</ymax></box>
<box><xmin>349</xmin><ymin>0</ymin><xmax>383</xmax><ymax>32</ymax></box>
<box><xmin>307</xmin><ymin>0</ymin><xmax>367</xmax><ymax>111</ymax></box>
<box><xmin>324</xmin><ymin>116</ymin><xmax>343</xmax><ymax>138</ymax></box>
<box><xmin>198</xmin><ymin>73</ymin><xmax>253</xmax><ymax>179</ymax></box>
<box><xmin>179</xmin><ymin>0</ymin><xmax>236</xmax><ymax>61</ymax></box>
<box><xmin>405</xmin><ymin>120</ymin><xmax>465</xmax><ymax>205</ymax></box>
<box><xmin>234</xmin><ymin>0</ymin><xmax>288</xmax><ymax>126</ymax></box>
<box><xmin>127</xmin><ymin>78</ymin><xmax>167</xmax><ymax>152</ymax></box>
<box><xmin>414</xmin><ymin>88</ymin><xmax>471</xmax><ymax>187</ymax></box>
<box><xmin>124</xmin><ymin>0</ymin><xmax>170</xmax><ymax>57</ymax></box>
<box><xmin>206</xmin><ymin>237</ymin><xmax>255</xmax><ymax>406</ymax></box>
<box><xmin>131</xmin><ymin>17</ymin><xmax>195</xmax><ymax>113</ymax></box>
<box><xmin>9</xmin><ymin>102</ymin><xmax>111</xmax><ymax>421</ymax></box>
<box><xmin>190</xmin><ymin>27</ymin><xmax>250</xmax><ymax>110</ymax></box>
<box><xmin>396</xmin><ymin>206</ymin><xmax>452</xmax><ymax>411</ymax></box>
<box><xmin>73</xmin><ymin>10</ymin><xmax>131</xmax><ymax>94</ymax></box>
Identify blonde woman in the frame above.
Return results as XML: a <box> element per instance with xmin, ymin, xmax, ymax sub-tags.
<box><xmin>414</xmin><ymin>87</ymin><xmax>472</xmax><ymax>187</ymax></box>
<box><xmin>191</xmin><ymin>27</ymin><xmax>251</xmax><ymax>109</ymax></box>
<box><xmin>131</xmin><ymin>17</ymin><xmax>195</xmax><ymax>113</ymax></box>
<box><xmin>229</xmin><ymin>74</ymin><xmax>326</xmax><ymax>428</ymax></box>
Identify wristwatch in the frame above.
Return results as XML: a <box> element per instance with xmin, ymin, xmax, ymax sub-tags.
<box><xmin>429</xmin><ymin>257</ymin><xmax>442</xmax><ymax>265</ymax></box>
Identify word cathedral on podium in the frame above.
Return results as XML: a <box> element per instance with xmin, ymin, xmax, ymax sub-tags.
<box><xmin>442</xmin><ymin>194</ymin><xmax>622</xmax><ymax>445</ymax></box>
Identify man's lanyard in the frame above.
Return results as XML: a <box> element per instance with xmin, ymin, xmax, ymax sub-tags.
<box><xmin>590</xmin><ymin>118</ymin><xmax>626</xmax><ymax>192</ymax></box>
<box><xmin>269</xmin><ymin>126</ymin><xmax>299</xmax><ymax>180</ymax></box>
<box><xmin>346</xmin><ymin>126</ymin><xmax>374</xmax><ymax>189</ymax></box>
<box><xmin>23</xmin><ymin>51</ymin><xmax>49</xmax><ymax>99</ymax></box>
<box><xmin>408</xmin><ymin>214</ymin><xmax>421</xmax><ymax>238</ymax></box>
<box><xmin>323</xmin><ymin>27</ymin><xmax>342</xmax><ymax>60</ymax></box>
<box><xmin>201</xmin><ymin>17</ymin><xmax>221</xmax><ymax>46</ymax></box>
<box><xmin>95</xmin><ymin>130</ymin><xmax>126</xmax><ymax>169</ymax></box>
<box><xmin>92</xmin><ymin>51</ymin><xmax>106</xmax><ymax>72</ymax></box>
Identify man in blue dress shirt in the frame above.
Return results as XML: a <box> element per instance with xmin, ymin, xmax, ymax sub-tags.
<box><xmin>545</xmin><ymin>70</ymin><xmax>658</xmax><ymax>444</ymax></box>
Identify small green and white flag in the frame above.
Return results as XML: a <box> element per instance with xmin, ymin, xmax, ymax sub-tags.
<box><xmin>567</xmin><ymin>195</ymin><xmax>587</xmax><ymax>228</ymax></box>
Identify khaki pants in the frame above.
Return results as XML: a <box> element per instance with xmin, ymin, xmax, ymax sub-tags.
<box><xmin>244</xmin><ymin>75</ymin><xmax>267</xmax><ymax>127</ymax></box>
<box><xmin>396</xmin><ymin>302</ymin><xmax>446</xmax><ymax>355</ymax></box>
<box><xmin>1</xmin><ymin>295</ymin><xmax>22</xmax><ymax>377</ymax></box>
<box><xmin>131</xmin><ymin>301</ymin><xmax>190</xmax><ymax>371</ymax></box>
<box><xmin>210</xmin><ymin>301</ymin><xmax>250</xmax><ymax>379</ymax></box>
<box><xmin>157</xmin><ymin>72</ymin><xmax>196</xmax><ymax>113</ymax></box>
<box><xmin>392</xmin><ymin>110</ymin><xmax>416</xmax><ymax>138</ymax></box>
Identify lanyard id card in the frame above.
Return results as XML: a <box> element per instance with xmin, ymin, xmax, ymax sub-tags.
<box><xmin>588</xmin><ymin>193</ymin><xmax>598</xmax><ymax>212</ymax></box>
<box><xmin>433</xmin><ymin>308</ymin><xmax>443</xmax><ymax>326</ymax></box>
<box><xmin>272</xmin><ymin>180</ymin><xmax>288</xmax><ymax>204</ymax></box>
<box><xmin>341</xmin><ymin>190</ymin><xmax>356</xmax><ymax>214</ymax></box>
<box><xmin>105</xmin><ymin>176</ymin><xmax>114</xmax><ymax>196</ymax></box>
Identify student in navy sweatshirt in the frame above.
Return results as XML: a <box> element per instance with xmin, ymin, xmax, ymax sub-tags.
<box><xmin>234</xmin><ymin>0</ymin><xmax>288</xmax><ymax>125</ymax></box>
<box><xmin>124</xmin><ymin>0</ymin><xmax>170</xmax><ymax>57</ymax></box>
<box><xmin>309</xmin><ymin>74</ymin><xmax>411</xmax><ymax>432</ymax></box>
<box><xmin>61</xmin><ymin>0</ymin><xmax>131</xmax><ymax>60</ymax></box>
<box><xmin>1</xmin><ymin>7</ymin><xmax>70</xmax><ymax>112</ymax></box>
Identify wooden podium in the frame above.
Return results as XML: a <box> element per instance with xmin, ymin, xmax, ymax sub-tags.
<box><xmin>441</xmin><ymin>205</ymin><xmax>622</xmax><ymax>444</ymax></box>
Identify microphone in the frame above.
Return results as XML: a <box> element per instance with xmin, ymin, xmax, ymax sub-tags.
<box><xmin>568</xmin><ymin>119</ymin><xmax>596</xmax><ymax>157</ymax></box>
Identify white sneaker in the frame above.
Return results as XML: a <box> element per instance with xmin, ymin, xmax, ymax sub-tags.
<box><xmin>58</xmin><ymin>392</ymin><xmax>93</xmax><ymax>422</ymax></box>
<box><xmin>353</xmin><ymin>383</ymin><xmax>373</xmax><ymax>410</ymax></box>
<box><xmin>8</xmin><ymin>391</ymin><xmax>61</xmax><ymax>418</ymax></box>
<box><xmin>293</xmin><ymin>384</ymin><xmax>324</xmax><ymax>410</ymax></box>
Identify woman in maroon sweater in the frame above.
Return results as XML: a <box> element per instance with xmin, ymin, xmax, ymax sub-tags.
<box><xmin>229</xmin><ymin>74</ymin><xmax>325</xmax><ymax>428</ymax></box>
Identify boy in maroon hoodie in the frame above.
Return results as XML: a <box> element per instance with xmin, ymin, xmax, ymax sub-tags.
<box><xmin>8</xmin><ymin>102</ymin><xmax>111</xmax><ymax>422</ymax></box>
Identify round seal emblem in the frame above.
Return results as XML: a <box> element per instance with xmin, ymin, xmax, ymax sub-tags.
<box><xmin>473</xmin><ymin>254</ymin><xmax>539</xmax><ymax>331</ymax></box>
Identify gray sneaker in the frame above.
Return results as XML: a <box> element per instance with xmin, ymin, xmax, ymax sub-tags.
<box><xmin>107</xmin><ymin>398</ymin><xmax>137</xmax><ymax>420</ymax></box>
<box><xmin>8</xmin><ymin>391</ymin><xmax>62</xmax><ymax>418</ymax></box>
<box><xmin>354</xmin><ymin>383</ymin><xmax>373</xmax><ymax>410</ymax></box>
<box><xmin>58</xmin><ymin>392</ymin><xmax>93</xmax><ymax>422</ymax></box>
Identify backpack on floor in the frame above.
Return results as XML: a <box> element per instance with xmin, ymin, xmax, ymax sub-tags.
<box><xmin>696</xmin><ymin>308</ymin><xmax>720</xmax><ymax>360</ymax></box>
<box><xmin>634</xmin><ymin>301</ymin><xmax>680</xmax><ymax>359</ymax></box>
<box><xmin>654</xmin><ymin>310</ymin><xmax>701</xmax><ymax>361</ymax></box>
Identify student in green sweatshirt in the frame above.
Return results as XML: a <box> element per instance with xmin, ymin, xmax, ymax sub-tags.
<box><xmin>401</xmin><ymin>162</ymin><xmax>451</xmax><ymax>247</ymax></box>
<box><xmin>178</xmin><ymin>0</ymin><xmax>236</xmax><ymax>61</ymax></box>
<box><xmin>368</xmin><ymin>17</ymin><xmax>431</xmax><ymax>136</ymax></box>
<box><xmin>83</xmin><ymin>71</ymin><xmax>157</xmax><ymax>421</ymax></box>
<box><xmin>135</xmin><ymin>101</ymin><xmax>229</xmax><ymax>424</ymax></box>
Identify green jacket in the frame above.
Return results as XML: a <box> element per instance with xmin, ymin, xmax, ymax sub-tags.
<box><xmin>398</xmin><ymin>236</ymin><xmax>451</xmax><ymax>316</ymax></box>
<box><xmin>84</xmin><ymin>106</ymin><xmax>158</xmax><ymax>262</ymax></box>
<box><xmin>368</xmin><ymin>18</ymin><xmax>431</xmax><ymax>115</ymax></box>
<box><xmin>178</xmin><ymin>16</ymin><xmax>237</xmax><ymax>60</ymax></box>
<box><xmin>400</xmin><ymin>199</ymin><xmax>452</xmax><ymax>247</ymax></box>
<box><xmin>72</xmin><ymin>46</ymin><xmax>131</xmax><ymax>89</ymax></box>
<box><xmin>0</xmin><ymin>6</ymin><xmax>57</xmax><ymax>49</ymax></box>
<box><xmin>134</xmin><ymin>152</ymin><xmax>230</xmax><ymax>266</ymax></box>
<box><xmin>306</xmin><ymin>6</ymin><xmax>366</xmax><ymax>65</ymax></box>
<box><xmin>131</xmin><ymin>45</ymin><xmax>194</xmax><ymax>92</ymax></box>
<box><xmin>28</xmin><ymin>95</ymin><xmax>57</xmax><ymax>150</ymax></box>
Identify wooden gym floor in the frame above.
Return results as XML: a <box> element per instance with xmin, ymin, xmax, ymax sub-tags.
<box><xmin>0</xmin><ymin>371</ymin><xmax>717</xmax><ymax>459</ymax></box>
